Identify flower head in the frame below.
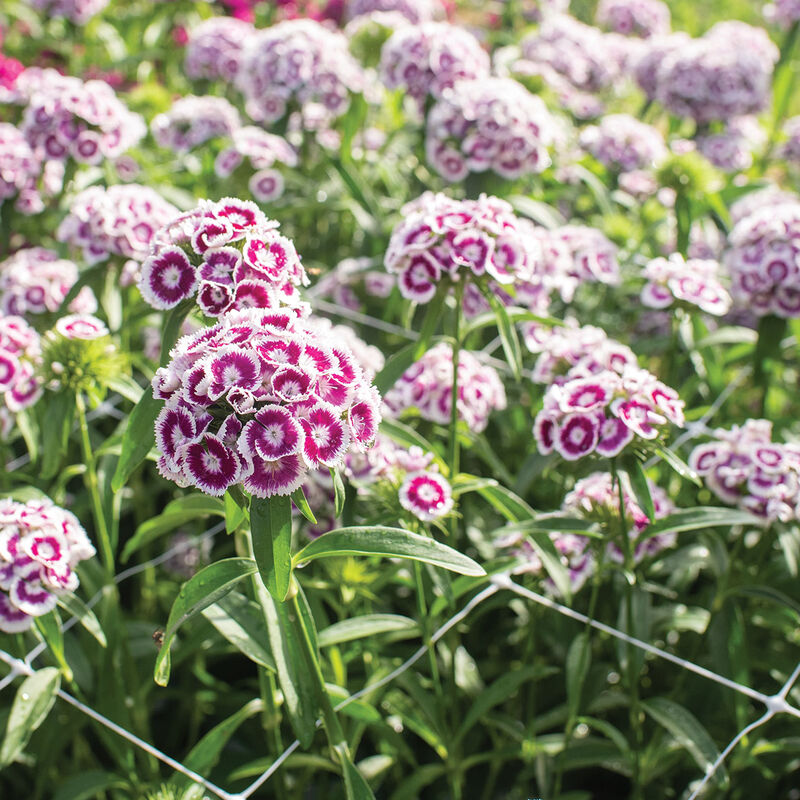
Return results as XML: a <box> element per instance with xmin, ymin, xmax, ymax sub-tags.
<box><xmin>25</xmin><ymin>0</ymin><xmax>108</xmax><ymax>24</ymax></box>
<box><xmin>596</xmin><ymin>0</ymin><xmax>670</xmax><ymax>38</ymax></box>
<box><xmin>185</xmin><ymin>17</ymin><xmax>256</xmax><ymax>82</ymax></box>
<box><xmin>0</xmin><ymin>122</ymin><xmax>41</xmax><ymax>213</ymax></box>
<box><xmin>152</xmin><ymin>96</ymin><xmax>241</xmax><ymax>153</ymax></box>
<box><xmin>0</xmin><ymin>315</ymin><xmax>42</xmax><ymax>414</ymax></box>
<box><xmin>641</xmin><ymin>254</ymin><xmax>731</xmax><ymax>315</ymax></box>
<box><xmin>580</xmin><ymin>114</ymin><xmax>666</xmax><ymax>173</ymax></box>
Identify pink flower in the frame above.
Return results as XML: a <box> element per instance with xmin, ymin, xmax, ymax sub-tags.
<box><xmin>398</xmin><ymin>470</ymin><xmax>453</xmax><ymax>521</ymax></box>
<box><xmin>185</xmin><ymin>17</ymin><xmax>255</xmax><ymax>83</ymax></box>
<box><xmin>54</xmin><ymin>314</ymin><xmax>109</xmax><ymax>340</ymax></box>
<box><xmin>0</xmin><ymin>315</ymin><xmax>42</xmax><ymax>416</ymax></box>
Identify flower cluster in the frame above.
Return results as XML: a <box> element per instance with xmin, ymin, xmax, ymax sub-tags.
<box><xmin>215</xmin><ymin>127</ymin><xmax>298</xmax><ymax>204</ymax></box>
<box><xmin>641</xmin><ymin>254</ymin><xmax>731</xmax><ymax>315</ymax></box>
<box><xmin>0</xmin><ymin>53</ymin><xmax>24</xmax><ymax>98</ymax></box>
<box><xmin>696</xmin><ymin>128</ymin><xmax>756</xmax><ymax>173</ymax></box>
<box><xmin>765</xmin><ymin>0</ymin><xmax>800</xmax><ymax>27</ymax></box>
<box><xmin>724</xmin><ymin>200</ymin><xmax>800</xmax><ymax>318</ymax></box>
<box><xmin>562</xmin><ymin>471</ymin><xmax>676</xmax><ymax>562</ymax></box>
<box><xmin>579</xmin><ymin>113</ymin><xmax>666</xmax><ymax>173</ymax></box>
<box><xmin>305</xmin><ymin>317</ymin><xmax>385</xmax><ymax>379</ymax></box>
<box><xmin>533</xmin><ymin>366</ymin><xmax>684</xmax><ymax>461</ymax></box>
<box><xmin>631</xmin><ymin>32</ymin><xmax>690</xmax><ymax>100</ymax></box>
<box><xmin>185</xmin><ymin>17</ymin><xmax>255</xmax><ymax>82</ymax></box>
<box><xmin>151</xmin><ymin>96</ymin><xmax>241</xmax><ymax>153</ymax></box>
<box><xmin>653</xmin><ymin>23</ymin><xmax>778</xmax><ymax>123</ymax></box>
<box><xmin>236</xmin><ymin>19</ymin><xmax>364</xmax><ymax>126</ymax></box>
<box><xmin>139</xmin><ymin>198</ymin><xmax>308</xmax><ymax>317</ymax></box>
<box><xmin>151</xmin><ymin>308</ymin><xmax>381</xmax><ymax>497</ymax></box>
<box><xmin>379</xmin><ymin>23</ymin><xmax>489</xmax><ymax>111</ymax></box>
<box><xmin>0</xmin><ymin>122</ymin><xmax>41</xmax><ymax>212</ymax></box>
<box><xmin>57</xmin><ymin>184</ymin><xmax>180</xmax><ymax>269</ymax></box>
<box><xmin>0</xmin><ymin>497</ymin><xmax>96</xmax><ymax>633</ymax></box>
<box><xmin>0</xmin><ymin>315</ymin><xmax>42</xmax><ymax>414</ymax></box>
<box><xmin>426</xmin><ymin>78</ymin><xmax>554</xmax><ymax>181</ymax></box>
<box><xmin>345</xmin><ymin>0</ymin><xmax>437</xmax><ymax>23</ymax></box>
<box><xmin>25</xmin><ymin>0</ymin><xmax>108</xmax><ymax>24</ymax></box>
<box><xmin>0</xmin><ymin>247</ymin><xmax>97</xmax><ymax>317</ymax></box>
<box><xmin>19</xmin><ymin>70</ymin><xmax>145</xmax><ymax>167</ymax></box>
<box><xmin>384</xmin><ymin>192</ymin><xmax>540</xmax><ymax>303</ymax></box>
<box><xmin>596</xmin><ymin>0</ymin><xmax>670</xmax><ymax>37</ymax></box>
<box><xmin>779</xmin><ymin>116</ymin><xmax>800</xmax><ymax>164</ymax></box>
<box><xmin>689</xmin><ymin>419</ymin><xmax>800</xmax><ymax>522</ymax></box>
<box><xmin>383</xmin><ymin>342</ymin><xmax>506</xmax><ymax>433</ymax></box>
<box><xmin>524</xmin><ymin>321</ymin><xmax>637</xmax><ymax>384</ymax></box>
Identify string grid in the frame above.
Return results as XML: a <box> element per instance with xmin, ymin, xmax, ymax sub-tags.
<box><xmin>0</xmin><ymin>302</ymin><xmax>796</xmax><ymax>799</ymax></box>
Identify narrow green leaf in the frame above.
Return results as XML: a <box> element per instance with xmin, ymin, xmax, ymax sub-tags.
<box><xmin>154</xmin><ymin>558</ymin><xmax>257</xmax><ymax>686</ymax></box>
<box><xmin>526</xmin><ymin>529</ymin><xmax>572</xmax><ymax>602</ymax></box>
<box><xmin>293</xmin><ymin>526</ymin><xmax>485</xmax><ymax>576</ymax></box>
<box><xmin>475</xmin><ymin>481</ymin><xmax>535</xmax><ymax>522</ymax></box>
<box><xmin>566</xmin><ymin>633</ymin><xmax>591</xmax><ymax>721</ymax></box>
<box><xmin>342</xmin><ymin>752</ymin><xmax>376</xmax><ymax>800</ymax></box>
<box><xmin>621</xmin><ymin>456</ymin><xmax>655</xmax><ymax>523</ymax></box>
<box><xmin>34</xmin><ymin>609</ymin><xmax>72</xmax><ymax>681</ymax></box>
<box><xmin>330</xmin><ymin>467</ymin><xmax>346</xmax><ymax>518</ymax></box>
<box><xmin>653</xmin><ymin>446</ymin><xmax>702</xmax><ymax>486</ymax></box>
<box><xmin>250</xmin><ymin>495</ymin><xmax>293</xmax><ymax>602</ymax></box>
<box><xmin>292</xmin><ymin>486</ymin><xmax>318</xmax><ymax>525</ymax></box>
<box><xmin>52</xmin><ymin>770</ymin><xmax>128</xmax><ymax>800</ymax></box>
<box><xmin>201</xmin><ymin>590</ymin><xmax>277</xmax><ymax>670</ymax></box>
<box><xmin>642</xmin><ymin>697</ymin><xmax>727</xmax><ymax>787</ymax></box>
<box><xmin>413</xmin><ymin>289</ymin><xmax>448</xmax><ymax>361</ymax></box>
<box><xmin>0</xmin><ymin>667</ymin><xmax>60</xmax><ymax>767</ymax></box>
<box><xmin>110</xmin><ymin>391</ymin><xmax>162</xmax><ymax>491</ymax></box>
<box><xmin>318</xmin><ymin>614</ymin><xmax>420</xmax><ymax>648</ymax></box>
<box><xmin>640</xmin><ymin>507</ymin><xmax>764</xmax><ymax>542</ymax></box>
<box><xmin>727</xmin><ymin>584</ymin><xmax>800</xmax><ymax>619</ymax></box>
<box><xmin>104</xmin><ymin>374</ymin><xmax>144</xmax><ymax>404</ymax></box>
<box><xmin>161</xmin><ymin>300</ymin><xmax>193</xmax><ymax>363</ymax></box>
<box><xmin>15</xmin><ymin>409</ymin><xmax>38</xmax><ymax>466</ymax></box>
<box><xmin>40</xmin><ymin>392</ymin><xmax>76</xmax><ymax>480</ymax></box>
<box><xmin>484</xmin><ymin>291</ymin><xmax>522</xmax><ymax>380</ymax></box>
<box><xmin>56</xmin><ymin>594</ymin><xmax>106</xmax><ymax>648</ymax></box>
<box><xmin>374</xmin><ymin>340</ymin><xmax>424</xmax><ymax>395</ymax></box>
<box><xmin>326</xmin><ymin>685</ymin><xmax>382</xmax><ymax>723</ymax></box>
<box><xmin>225</xmin><ymin>487</ymin><xmax>248</xmax><ymax>533</ymax></box>
<box><xmin>463</xmin><ymin>307</ymin><xmax>563</xmax><ymax>338</ymax></box>
<box><xmin>379</xmin><ymin>418</ymin><xmax>445</xmax><ymax>472</ymax></box>
<box><xmin>496</xmin><ymin>517</ymin><xmax>602</xmax><ymax>538</ymax></box>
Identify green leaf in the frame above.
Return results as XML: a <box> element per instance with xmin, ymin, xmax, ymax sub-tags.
<box><xmin>292</xmin><ymin>486</ymin><xmax>318</xmax><ymax>525</ymax></box>
<box><xmin>0</xmin><ymin>667</ymin><xmax>61</xmax><ymax>767</ymax></box>
<box><xmin>475</xmin><ymin>481</ymin><xmax>535</xmax><ymax>522</ymax></box>
<box><xmin>566</xmin><ymin>633</ymin><xmax>591</xmax><ymax>721</ymax></box>
<box><xmin>225</xmin><ymin>487</ymin><xmax>248</xmax><ymax>533</ymax></box>
<box><xmin>34</xmin><ymin>609</ymin><xmax>72</xmax><ymax>682</ymax></box>
<box><xmin>507</xmin><ymin>195</ymin><xmax>565</xmax><ymax>228</ymax></box>
<box><xmin>201</xmin><ymin>590</ymin><xmax>276</xmax><ymax>670</ymax></box>
<box><xmin>413</xmin><ymin>289</ymin><xmax>448</xmax><ymax>361</ymax></box>
<box><xmin>250</xmin><ymin>495</ymin><xmax>293</xmax><ymax>602</ymax></box>
<box><xmin>331</xmin><ymin>467</ymin><xmax>346</xmax><ymax>518</ymax></box>
<box><xmin>104</xmin><ymin>374</ymin><xmax>144</xmax><ymax>404</ymax></box>
<box><xmin>110</xmin><ymin>390</ymin><xmax>162</xmax><ymax>492</ymax></box>
<box><xmin>639</xmin><ymin>507</ymin><xmax>764</xmax><ymax>543</ymax></box>
<box><xmin>56</xmin><ymin>594</ymin><xmax>106</xmax><ymax>648</ymax></box>
<box><xmin>154</xmin><ymin>558</ymin><xmax>257</xmax><ymax>686</ymax></box>
<box><xmin>483</xmin><ymin>291</ymin><xmax>523</xmax><ymax>381</ymax></box>
<box><xmin>642</xmin><ymin>697</ymin><xmax>727</xmax><ymax>787</ymax></box>
<box><xmin>496</xmin><ymin>517</ymin><xmax>602</xmax><ymax>537</ymax></box>
<box><xmin>169</xmin><ymin>699</ymin><xmax>264</xmax><ymax>798</ymax></box>
<box><xmin>326</xmin><ymin>685</ymin><xmax>382</xmax><ymax>723</ymax></box>
<box><xmin>121</xmin><ymin>495</ymin><xmax>225</xmax><ymax>562</ymax></box>
<box><xmin>463</xmin><ymin>307</ymin><xmax>563</xmax><ymax>338</ymax></box>
<box><xmin>379</xmin><ymin>418</ymin><xmax>445</xmax><ymax>472</ymax></box>
<box><xmin>293</xmin><ymin>526</ymin><xmax>485</xmax><ymax>576</ymax></box>
<box><xmin>726</xmin><ymin>584</ymin><xmax>800</xmax><ymax>619</ymax></box>
<box><xmin>525</xmin><ymin>529</ymin><xmax>573</xmax><ymax>601</ymax></box>
<box><xmin>342</xmin><ymin>751</ymin><xmax>376</xmax><ymax>800</ymax></box>
<box><xmin>52</xmin><ymin>770</ymin><xmax>128</xmax><ymax>800</ymax></box>
<box><xmin>15</xmin><ymin>409</ymin><xmax>38</xmax><ymax>466</ymax></box>
<box><xmin>374</xmin><ymin>340</ymin><xmax>425</xmax><ymax>395</ymax></box>
<box><xmin>40</xmin><ymin>392</ymin><xmax>76</xmax><ymax>480</ymax></box>
<box><xmin>161</xmin><ymin>300</ymin><xmax>193</xmax><ymax>363</ymax></box>
<box><xmin>621</xmin><ymin>455</ymin><xmax>655</xmax><ymax>524</ymax></box>
<box><xmin>318</xmin><ymin>614</ymin><xmax>420</xmax><ymax>648</ymax></box>
<box><xmin>653</xmin><ymin>445</ymin><xmax>702</xmax><ymax>486</ymax></box>
<box><xmin>454</xmin><ymin>665</ymin><xmax>555</xmax><ymax>744</ymax></box>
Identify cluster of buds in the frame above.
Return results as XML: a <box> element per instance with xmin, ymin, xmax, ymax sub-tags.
<box><xmin>379</xmin><ymin>23</ymin><xmax>489</xmax><ymax>111</ymax></box>
<box><xmin>236</xmin><ymin>19</ymin><xmax>364</xmax><ymax>127</ymax></box>
<box><xmin>690</xmin><ymin>419</ymin><xmax>800</xmax><ymax>522</ymax></box>
<box><xmin>524</xmin><ymin>320</ymin><xmax>637</xmax><ymax>385</ymax></box>
<box><xmin>57</xmin><ymin>184</ymin><xmax>179</xmax><ymax>271</ymax></box>
<box><xmin>0</xmin><ymin>497</ymin><xmax>96</xmax><ymax>633</ymax></box>
<box><xmin>184</xmin><ymin>17</ymin><xmax>255</xmax><ymax>83</ymax></box>
<box><xmin>19</xmin><ymin>69</ymin><xmax>145</xmax><ymax>167</ymax></box>
<box><xmin>151</xmin><ymin>308</ymin><xmax>381</xmax><ymax>498</ymax></box>
<box><xmin>139</xmin><ymin>197</ymin><xmax>308</xmax><ymax>317</ymax></box>
<box><xmin>534</xmin><ymin>366</ymin><xmax>684</xmax><ymax>461</ymax></box>
<box><xmin>579</xmin><ymin>113</ymin><xmax>666</xmax><ymax>173</ymax></box>
<box><xmin>151</xmin><ymin>96</ymin><xmax>241</xmax><ymax>153</ymax></box>
<box><xmin>595</xmin><ymin>0</ymin><xmax>670</xmax><ymax>37</ymax></box>
<box><xmin>383</xmin><ymin>342</ymin><xmax>506</xmax><ymax>433</ymax></box>
<box><xmin>640</xmin><ymin>254</ymin><xmax>731</xmax><ymax>315</ymax></box>
<box><xmin>426</xmin><ymin>78</ymin><xmax>554</xmax><ymax>181</ymax></box>
<box><xmin>0</xmin><ymin>247</ymin><xmax>97</xmax><ymax>317</ymax></box>
<box><xmin>214</xmin><ymin>127</ymin><xmax>298</xmax><ymax>204</ymax></box>
<box><xmin>25</xmin><ymin>0</ymin><xmax>108</xmax><ymax>24</ymax></box>
<box><xmin>0</xmin><ymin>316</ymin><xmax>42</xmax><ymax>414</ymax></box>
<box><xmin>724</xmin><ymin>200</ymin><xmax>800</xmax><ymax>317</ymax></box>
<box><xmin>0</xmin><ymin>122</ymin><xmax>41</xmax><ymax>213</ymax></box>
<box><xmin>384</xmin><ymin>192</ymin><xmax>539</xmax><ymax>304</ymax></box>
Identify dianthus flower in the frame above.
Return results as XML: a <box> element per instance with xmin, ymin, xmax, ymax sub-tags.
<box><xmin>57</xmin><ymin>184</ymin><xmax>180</xmax><ymax>269</ymax></box>
<box><xmin>383</xmin><ymin>342</ymin><xmax>506</xmax><ymax>433</ymax></box>
<box><xmin>0</xmin><ymin>497</ymin><xmax>95</xmax><ymax>632</ymax></box>
<box><xmin>236</xmin><ymin>19</ymin><xmax>364</xmax><ymax>127</ymax></box>
<box><xmin>379</xmin><ymin>23</ymin><xmax>489</xmax><ymax>111</ymax></box>
<box><xmin>631</xmin><ymin>32</ymin><xmax>690</xmax><ymax>100</ymax></box>
<box><xmin>689</xmin><ymin>419</ymin><xmax>800</xmax><ymax>522</ymax></box>
<box><xmin>305</xmin><ymin>317</ymin><xmax>385</xmax><ymax>379</ymax></box>
<box><xmin>139</xmin><ymin>198</ymin><xmax>308</xmax><ymax>317</ymax></box>
<box><xmin>345</xmin><ymin>0</ymin><xmax>437</xmax><ymax>22</ymax></box>
<box><xmin>0</xmin><ymin>53</ymin><xmax>24</xmax><ymax>98</ymax></box>
<box><xmin>724</xmin><ymin>201</ymin><xmax>800</xmax><ymax>317</ymax></box>
<box><xmin>524</xmin><ymin>321</ymin><xmax>637</xmax><ymax>384</ymax></box>
<box><xmin>0</xmin><ymin>122</ymin><xmax>41</xmax><ymax>213</ymax></box>
<box><xmin>384</xmin><ymin>192</ymin><xmax>540</xmax><ymax>304</ymax></box>
<box><xmin>151</xmin><ymin>96</ymin><xmax>241</xmax><ymax>153</ymax></box>
<box><xmin>214</xmin><ymin>127</ymin><xmax>298</xmax><ymax>204</ymax></box>
<box><xmin>152</xmin><ymin>308</ymin><xmax>381</xmax><ymax>497</ymax></box>
<box><xmin>654</xmin><ymin>23</ymin><xmax>778</xmax><ymax>124</ymax></box>
<box><xmin>580</xmin><ymin>113</ymin><xmax>666</xmax><ymax>173</ymax></box>
<box><xmin>563</xmin><ymin>471</ymin><xmax>676</xmax><ymax>562</ymax></box>
<box><xmin>25</xmin><ymin>0</ymin><xmax>108</xmax><ymax>24</ymax></box>
<box><xmin>398</xmin><ymin>471</ymin><xmax>453</xmax><ymax>521</ymax></box>
<box><xmin>0</xmin><ymin>315</ymin><xmax>42</xmax><ymax>413</ymax></box>
<box><xmin>19</xmin><ymin>70</ymin><xmax>145</xmax><ymax>167</ymax></box>
<box><xmin>185</xmin><ymin>17</ymin><xmax>255</xmax><ymax>82</ymax></box>
<box><xmin>779</xmin><ymin>116</ymin><xmax>800</xmax><ymax>164</ymax></box>
<box><xmin>425</xmin><ymin>78</ymin><xmax>554</xmax><ymax>181</ymax></box>
<box><xmin>533</xmin><ymin>365</ymin><xmax>684</xmax><ymax>461</ymax></box>
<box><xmin>765</xmin><ymin>0</ymin><xmax>800</xmax><ymax>27</ymax></box>
<box><xmin>596</xmin><ymin>0</ymin><xmax>670</xmax><ymax>37</ymax></box>
<box><xmin>729</xmin><ymin>186</ymin><xmax>799</xmax><ymax>226</ymax></box>
<box><xmin>0</xmin><ymin>247</ymin><xmax>97</xmax><ymax>317</ymax></box>
<box><xmin>641</xmin><ymin>254</ymin><xmax>731</xmax><ymax>315</ymax></box>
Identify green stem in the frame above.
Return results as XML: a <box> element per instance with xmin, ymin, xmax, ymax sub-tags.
<box><xmin>75</xmin><ymin>392</ymin><xmax>114</xmax><ymax>575</ymax></box>
<box><xmin>448</xmin><ymin>282</ymin><xmax>465</xmax><ymax>541</ymax></box>
<box><xmin>413</xmin><ymin>561</ymin><xmax>443</xmax><ymax>700</ymax></box>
